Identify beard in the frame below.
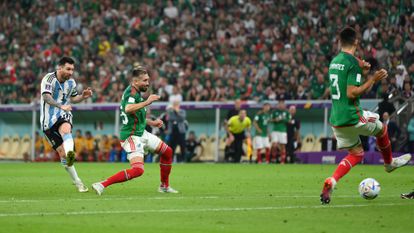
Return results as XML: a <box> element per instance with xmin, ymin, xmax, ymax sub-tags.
<box><xmin>139</xmin><ymin>86</ymin><xmax>149</xmax><ymax>92</ymax></box>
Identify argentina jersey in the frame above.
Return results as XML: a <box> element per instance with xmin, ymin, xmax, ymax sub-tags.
<box><xmin>40</xmin><ymin>72</ymin><xmax>78</xmax><ymax>130</ymax></box>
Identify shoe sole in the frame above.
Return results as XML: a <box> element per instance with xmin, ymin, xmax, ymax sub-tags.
<box><xmin>66</xmin><ymin>151</ymin><xmax>76</xmax><ymax>167</ymax></box>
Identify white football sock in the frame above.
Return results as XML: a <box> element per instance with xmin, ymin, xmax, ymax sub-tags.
<box><xmin>62</xmin><ymin>133</ymin><xmax>74</xmax><ymax>156</ymax></box>
<box><xmin>65</xmin><ymin>165</ymin><xmax>81</xmax><ymax>183</ymax></box>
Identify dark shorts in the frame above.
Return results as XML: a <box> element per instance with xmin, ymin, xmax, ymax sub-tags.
<box><xmin>43</xmin><ymin>118</ymin><xmax>72</xmax><ymax>150</ymax></box>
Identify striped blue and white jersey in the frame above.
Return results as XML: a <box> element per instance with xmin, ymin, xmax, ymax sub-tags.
<box><xmin>40</xmin><ymin>72</ymin><xmax>78</xmax><ymax>131</ymax></box>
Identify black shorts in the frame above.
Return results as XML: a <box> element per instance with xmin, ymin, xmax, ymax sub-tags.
<box><xmin>43</xmin><ymin>118</ymin><xmax>72</xmax><ymax>150</ymax></box>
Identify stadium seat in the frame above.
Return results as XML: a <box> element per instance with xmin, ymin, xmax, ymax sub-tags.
<box><xmin>312</xmin><ymin>134</ymin><xmax>325</xmax><ymax>152</ymax></box>
<box><xmin>0</xmin><ymin>135</ymin><xmax>11</xmax><ymax>159</ymax></box>
<box><xmin>17</xmin><ymin>134</ymin><xmax>31</xmax><ymax>160</ymax></box>
<box><xmin>301</xmin><ymin>134</ymin><xmax>316</xmax><ymax>152</ymax></box>
<box><xmin>8</xmin><ymin>135</ymin><xmax>21</xmax><ymax>159</ymax></box>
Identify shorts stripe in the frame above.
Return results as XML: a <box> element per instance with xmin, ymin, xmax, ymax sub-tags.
<box><xmin>128</xmin><ymin>137</ymin><xmax>136</xmax><ymax>151</ymax></box>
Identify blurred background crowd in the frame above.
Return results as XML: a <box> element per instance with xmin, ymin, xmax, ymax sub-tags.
<box><xmin>0</xmin><ymin>0</ymin><xmax>413</xmax><ymax>104</ymax></box>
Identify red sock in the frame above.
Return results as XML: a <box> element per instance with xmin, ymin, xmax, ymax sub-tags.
<box><xmin>158</xmin><ymin>142</ymin><xmax>173</xmax><ymax>187</ymax></box>
<box><xmin>101</xmin><ymin>162</ymin><xmax>144</xmax><ymax>187</ymax></box>
<box><xmin>376</xmin><ymin>124</ymin><xmax>392</xmax><ymax>164</ymax></box>
<box><xmin>265</xmin><ymin>148</ymin><xmax>270</xmax><ymax>163</ymax></box>
<box><xmin>280</xmin><ymin>150</ymin><xmax>286</xmax><ymax>164</ymax></box>
<box><xmin>332</xmin><ymin>153</ymin><xmax>363</xmax><ymax>181</ymax></box>
<box><xmin>257</xmin><ymin>149</ymin><xmax>262</xmax><ymax>163</ymax></box>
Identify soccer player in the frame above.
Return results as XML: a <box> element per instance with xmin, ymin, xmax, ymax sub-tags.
<box><xmin>40</xmin><ymin>56</ymin><xmax>92</xmax><ymax>192</ymax></box>
<box><xmin>320</xmin><ymin>27</ymin><xmax>411</xmax><ymax>204</ymax></box>
<box><xmin>253</xmin><ymin>103</ymin><xmax>271</xmax><ymax>163</ymax></box>
<box><xmin>270</xmin><ymin>100</ymin><xmax>291</xmax><ymax>164</ymax></box>
<box><xmin>92</xmin><ymin>66</ymin><xmax>178</xmax><ymax>195</ymax></box>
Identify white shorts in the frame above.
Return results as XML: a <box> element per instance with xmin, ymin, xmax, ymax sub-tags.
<box><xmin>332</xmin><ymin>110</ymin><xmax>383</xmax><ymax>150</ymax></box>
<box><xmin>254</xmin><ymin>136</ymin><xmax>271</xmax><ymax>149</ymax></box>
<box><xmin>271</xmin><ymin>131</ymin><xmax>287</xmax><ymax>144</ymax></box>
<box><xmin>121</xmin><ymin>130</ymin><xmax>162</xmax><ymax>160</ymax></box>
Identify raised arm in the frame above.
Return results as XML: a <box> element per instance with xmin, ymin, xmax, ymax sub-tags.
<box><xmin>125</xmin><ymin>94</ymin><xmax>160</xmax><ymax>114</ymax></box>
<box><xmin>347</xmin><ymin>69</ymin><xmax>388</xmax><ymax>100</ymax></box>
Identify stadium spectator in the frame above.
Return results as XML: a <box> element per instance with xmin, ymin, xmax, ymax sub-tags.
<box><xmin>185</xmin><ymin>131</ymin><xmax>202</xmax><ymax>162</ymax></box>
<box><xmin>286</xmin><ymin>105</ymin><xmax>301</xmax><ymax>163</ymax></box>
<box><xmin>0</xmin><ymin>1</ymin><xmax>413</xmax><ymax>104</ymax></box>
<box><xmin>74</xmin><ymin>129</ymin><xmax>86</xmax><ymax>161</ymax></box>
<box><xmin>166</xmin><ymin>101</ymin><xmax>188</xmax><ymax>162</ymax></box>
<box><xmin>84</xmin><ymin>131</ymin><xmax>96</xmax><ymax>161</ymax></box>
<box><xmin>382</xmin><ymin>112</ymin><xmax>400</xmax><ymax>151</ymax></box>
<box><xmin>378</xmin><ymin>94</ymin><xmax>396</xmax><ymax>121</ymax></box>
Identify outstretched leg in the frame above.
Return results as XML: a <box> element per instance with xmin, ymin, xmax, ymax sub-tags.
<box><xmin>320</xmin><ymin>146</ymin><xmax>364</xmax><ymax>204</ymax></box>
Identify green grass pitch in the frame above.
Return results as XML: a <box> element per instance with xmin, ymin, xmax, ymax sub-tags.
<box><xmin>0</xmin><ymin>163</ymin><xmax>413</xmax><ymax>233</ymax></box>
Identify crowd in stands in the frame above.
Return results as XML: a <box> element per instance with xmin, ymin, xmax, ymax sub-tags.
<box><xmin>0</xmin><ymin>0</ymin><xmax>413</xmax><ymax>105</ymax></box>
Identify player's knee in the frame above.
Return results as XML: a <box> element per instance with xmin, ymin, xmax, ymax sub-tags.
<box><xmin>348</xmin><ymin>146</ymin><xmax>364</xmax><ymax>157</ymax></box>
<box><xmin>130</xmin><ymin>167</ymin><xmax>144</xmax><ymax>178</ymax></box>
<box><xmin>129</xmin><ymin>162</ymin><xmax>144</xmax><ymax>179</ymax></box>
<box><xmin>376</xmin><ymin>124</ymin><xmax>387</xmax><ymax>138</ymax></box>
<box><xmin>59</xmin><ymin>123</ymin><xmax>72</xmax><ymax>135</ymax></box>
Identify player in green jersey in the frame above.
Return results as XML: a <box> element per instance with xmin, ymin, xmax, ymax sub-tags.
<box><xmin>92</xmin><ymin>66</ymin><xmax>178</xmax><ymax>195</ymax></box>
<box><xmin>270</xmin><ymin>100</ymin><xmax>291</xmax><ymax>164</ymax></box>
<box><xmin>320</xmin><ymin>27</ymin><xmax>411</xmax><ymax>204</ymax></box>
<box><xmin>253</xmin><ymin>103</ymin><xmax>271</xmax><ymax>163</ymax></box>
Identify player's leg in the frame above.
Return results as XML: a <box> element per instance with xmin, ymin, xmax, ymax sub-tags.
<box><xmin>264</xmin><ymin>136</ymin><xmax>271</xmax><ymax>164</ymax></box>
<box><xmin>58</xmin><ymin>122</ymin><xmax>76</xmax><ymax>166</ymax></box>
<box><xmin>279</xmin><ymin>132</ymin><xmax>287</xmax><ymax>164</ymax></box>
<box><xmin>254</xmin><ymin>136</ymin><xmax>263</xmax><ymax>163</ymax></box>
<box><xmin>44</xmin><ymin>123</ymin><xmax>87</xmax><ymax>192</ymax></box>
<box><xmin>361</xmin><ymin>111</ymin><xmax>411</xmax><ymax>172</ymax></box>
<box><xmin>145</xmin><ymin>131</ymin><xmax>178</xmax><ymax>193</ymax></box>
<box><xmin>92</xmin><ymin>136</ymin><xmax>145</xmax><ymax>195</ymax></box>
<box><xmin>320</xmin><ymin>126</ymin><xmax>361</xmax><ymax>204</ymax></box>
<box><xmin>270</xmin><ymin>132</ymin><xmax>279</xmax><ymax>163</ymax></box>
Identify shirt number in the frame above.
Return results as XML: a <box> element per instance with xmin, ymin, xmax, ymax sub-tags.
<box><xmin>120</xmin><ymin>106</ymin><xmax>128</xmax><ymax>125</ymax></box>
<box><xmin>329</xmin><ymin>74</ymin><xmax>340</xmax><ymax>100</ymax></box>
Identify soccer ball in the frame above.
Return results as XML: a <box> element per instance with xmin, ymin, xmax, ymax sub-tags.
<box><xmin>358</xmin><ymin>178</ymin><xmax>381</xmax><ymax>200</ymax></box>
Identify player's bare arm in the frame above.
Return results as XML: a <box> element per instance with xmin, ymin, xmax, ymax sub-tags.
<box><xmin>347</xmin><ymin>69</ymin><xmax>388</xmax><ymax>99</ymax></box>
<box><xmin>147</xmin><ymin>118</ymin><xmax>163</xmax><ymax>128</ymax></box>
<box><xmin>71</xmin><ymin>87</ymin><xmax>93</xmax><ymax>103</ymax></box>
<box><xmin>125</xmin><ymin>94</ymin><xmax>160</xmax><ymax>114</ymax></box>
<box><xmin>253</xmin><ymin>121</ymin><xmax>262</xmax><ymax>134</ymax></box>
<box><xmin>42</xmin><ymin>93</ymin><xmax>72</xmax><ymax>111</ymax></box>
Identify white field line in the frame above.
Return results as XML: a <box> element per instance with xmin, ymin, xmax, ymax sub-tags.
<box><xmin>0</xmin><ymin>194</ymin><xmax>401</xmax><ymax>204</ymax></box>
<box><xmin>0</xmin><ymin>202</ymin><xmax>412</xmax><ymax>218</ymax></box>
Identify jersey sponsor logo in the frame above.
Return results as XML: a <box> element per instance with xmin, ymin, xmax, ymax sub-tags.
<box><xmin>128</xmin><ymin>97</ymin><xmax>135</xmax><ymax>103</ymax></box>
<box><xmin>329</xmin><ymin>63</ymin><xmax>345</xmax><ymax>70</ymax></box>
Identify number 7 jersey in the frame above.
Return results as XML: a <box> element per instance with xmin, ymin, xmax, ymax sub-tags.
<box><xmin>119</xmin><ymin>85</ymin><xmax>147</xmax><ymax>141</ymax></box>
<box><xmin>328</xmin><ymin>51</ymin><xmax>363</xmax><ymax>127</ymax></box>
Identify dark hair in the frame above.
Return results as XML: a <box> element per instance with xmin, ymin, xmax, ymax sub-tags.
<box><xmin>132</xmin><ymin>66</ymin><xmax>148</xmax><ymax>78</ymax></box>
<box><xmin>58</xmin><ymin>56</ymin><xmax>75</xmax><ymax>66</ymax></box>
<box><xmin>339</xmin><ymin>26</ymin><xmax>357</xmax><ymax>47</ymax></box>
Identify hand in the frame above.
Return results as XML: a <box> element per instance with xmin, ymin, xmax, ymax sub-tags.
<box><xmin>81</xmin><ymin>87</ymin><xmax>93</xmax><ymax>99</ymax></box>
<box><xmin>372</xmin><ymin>69</ymin><xmax>388</xmax><ymax>83</ymax></box>
<box><xmin>152</xmin><ymin>119</ymin><xmax>164</xmax><ymax>128</ymax></box>
<box><xmin>61</xmin><ymin>105</ymin><xmax>72</xmax><ymax>112</ymax></box>
<box><xmin>146</xmin><ymin>94</ymin><xmax>160</xmax><ymax>104</ymax></box>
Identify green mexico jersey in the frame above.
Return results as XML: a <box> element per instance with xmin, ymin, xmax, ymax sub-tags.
<box><xmin>272</xmin><ymin>110</ymin><xmax>290</xmax><ymax>132</ymax></box>
<box><xmin>254</xmin><ymin>112</ymin><xmax>270</xmax><ymax>137</ymax></box>
<box><xmin>119</xmin><ymin>85</ymin><xmax>147</xmax><ymax>140</ymax></box>
<box><xmin>328</xmin><ymin>51</ymin><xmax>363</xmax><ymax>127</ymax></box>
